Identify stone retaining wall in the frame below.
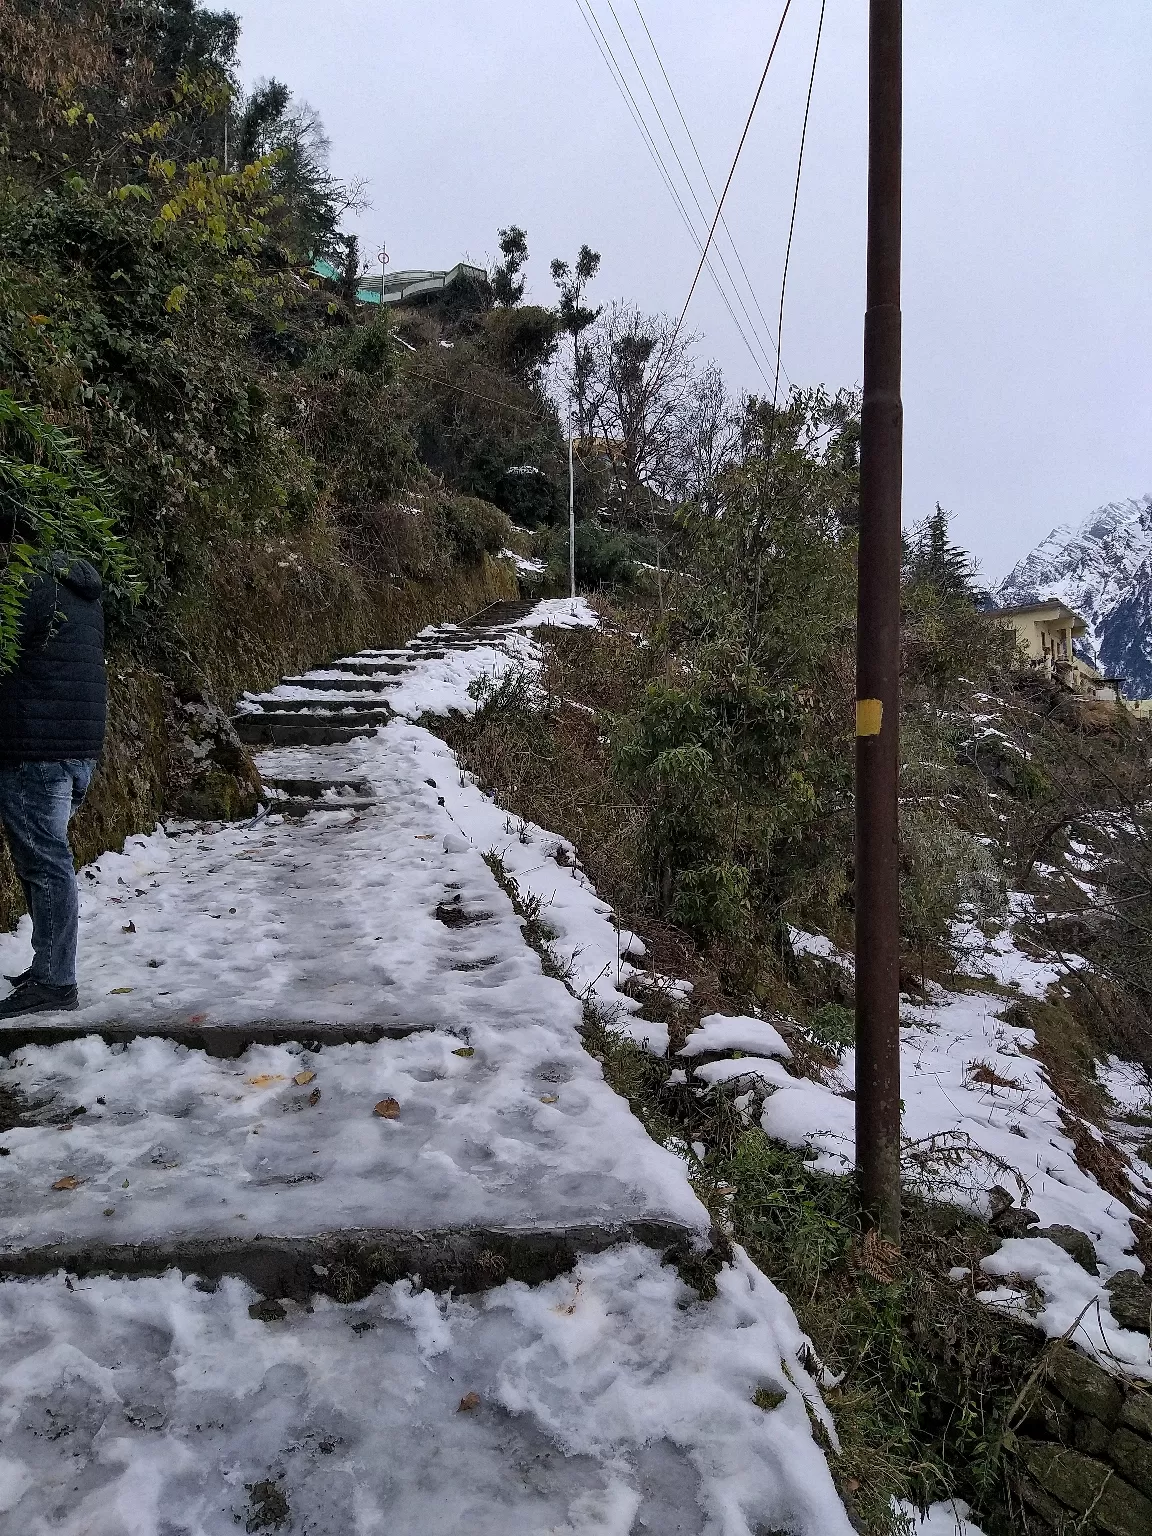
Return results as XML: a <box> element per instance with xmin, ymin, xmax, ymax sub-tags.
<box><xmin>1013</xmin><ymin>1344</ymin><xmax>1152</xmax><ymax>1534</ymax></box>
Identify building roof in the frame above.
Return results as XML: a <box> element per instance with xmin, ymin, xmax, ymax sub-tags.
<box><xmin>988</xmin><ymin>599</ymin><xmax>1089</xmax><ymax>636</ymax></box>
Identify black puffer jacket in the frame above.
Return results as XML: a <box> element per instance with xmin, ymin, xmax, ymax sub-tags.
<box><xmin>0</xmin><ymin>556</ymin><xmax>106</xmax><ymax>767</ymax></box>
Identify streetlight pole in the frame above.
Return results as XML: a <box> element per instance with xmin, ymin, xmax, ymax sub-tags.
<box><xmin>568</xmin><ymin>406</ymin><xmax>576</xmax><ymax>604</ymax></box>
<box><xmin>855</xmin><ymin>0</ymin><xmax>904</xmax><ymax>1244</ymax></box>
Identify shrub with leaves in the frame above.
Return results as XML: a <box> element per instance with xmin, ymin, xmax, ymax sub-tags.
<box><xmin>0</xmin><ymin>391</ymin><xmax>137</xmax><ymax>672</ymax></box>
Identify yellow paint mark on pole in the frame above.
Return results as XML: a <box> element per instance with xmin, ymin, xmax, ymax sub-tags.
<box><xmin>856</xmin><ymin>698</ymin><xmax>883</xmax><ymax>737</ymax></box>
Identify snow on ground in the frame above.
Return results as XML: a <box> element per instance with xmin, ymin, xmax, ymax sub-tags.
<box><xmin>747</xmin><ymin>956</ymin><xmax>1152</xmax><ymax>1378</ymax></box>
<box><xmin>0</xmin><ymin>1246</ymin><xmax>853</xmax><ymax>1536</ymax></box>
<box><xmin>900</xmin><ymin>1499</ymin><xmax>987</xmax><ymax>1535</ymax></box>
<box><xmin>0</xmin><ymin>596</ymin><xmax>859</xmax><ymax>1533</ymax></box>
<box><xmin>678</xmin><ymin>1014</ymin><xmax>792</xmax><ymax>1061</ymax></box>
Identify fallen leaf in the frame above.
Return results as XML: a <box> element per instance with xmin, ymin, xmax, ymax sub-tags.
<box><xmin>414</xmin><ymin>834</ymin><xmax>435</xmax><ymax>840</ymax></box>
<box><xmin>539</xmin><ymin>1094</ymin><xmax>559</xmax><ymax>1105</ymax></box>
<box><xmin>122</xmin><ymin>921</ymin><xmax>136</xmax><ymax>934</ymax></box>
<box><xmin>293</xmin><ymin>1071</ymin><xmax>316</xmax><ymax>1086</ymax></box>
<box><xmin>457</xmin><ymin>1392</ymin><xmax>481</xmax><ymax>1412</ymax></box>
<box><xmin>246</xmin><ymin>1074</ymin><xmax>286</xmax><ymax>1088</ymax></box>
<box><xmin>308</xmin><ymin>1088</ymin><xmax>321</xmax><ymax>1106</ymax></box>
<box><xmin>52</xmin><ymin>1176</ymin><xmax>81</xmax><ymax>1191</ymax></box>
<box><xmin>188</xmin><ymin>1014</ymin><xmax>206</xmax><ymax>1024</ymax></box>
<box><xmin>109</xmin><ymin>986</ymin><xmax>134</xmax><ymax>995</ymax></box>
<box><xmin>103</xmin><ymin>1207</ymin><xmax>115</xmax><ymax>1217</ymax></box>
<box><xmin>373</xmin><ymin>1097</ymin><xmax>401</xmax><ymax>1119</ymax></box>
<box><xmin>452</xmin><ymin>1047</ymin><xmax>475</xmax><ymax>1058</ymax></box>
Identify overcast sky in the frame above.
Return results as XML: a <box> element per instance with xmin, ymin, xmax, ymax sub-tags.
<box><xmin>230</xmin><ymin>1</ymin><xmax>1150</xmax><ymax>583</ymax></box>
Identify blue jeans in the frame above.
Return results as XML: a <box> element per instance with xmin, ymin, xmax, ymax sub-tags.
<box><xmin>0</xmin><ymin>760</ymin><xmax>95</xmax><ymax>988</ymax></box>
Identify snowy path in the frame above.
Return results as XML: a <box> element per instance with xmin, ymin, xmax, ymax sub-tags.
<box><xmin>0</xmin><ymin>600</ymin><xmax>859</xmax><ymax>1536</ymax></box>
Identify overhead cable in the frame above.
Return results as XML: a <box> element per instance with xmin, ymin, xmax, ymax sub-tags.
<box><xmin>628</xmin><ymin>0</ymin><xmax>791</xmax><ymax>389</ymax></box>
<box><xmin>668</xmin><ymin>0</ymin><xmax>794</xmax><ymax>358</ymax></box>
<box><xmin>602</xmin><ymin>0</ymin><xmax>781</xmax><ymax>381</ymax></box>
<box><xmin>772</xmin><ymin>0</ymin><xmax>827</xmax><ymax>409</ymax></box>
<box><xmin>575</xmin><ymin>0</ymin><xmax>774</xmax><ymax>389</ymax></box>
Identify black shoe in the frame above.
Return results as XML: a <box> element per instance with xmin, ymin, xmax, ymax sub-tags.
<box><xmin>0</xmin><ymin>979</ymin><xmax>79</xmax><ymax>1019</ymax></box>
<box><xmin>3</xmin><ymin>968</ymin><xmax>32</xmax><ymax>987</ymax></box>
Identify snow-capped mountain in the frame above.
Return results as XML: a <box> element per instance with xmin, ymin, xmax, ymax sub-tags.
<box><xmin>995</xmin><ymin>495</ymin><xmax>1152</xmax><ymax>699</ymax></box>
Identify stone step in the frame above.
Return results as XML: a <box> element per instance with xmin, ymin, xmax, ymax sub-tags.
<box><xmin>234</xmin><ymin>714</ymin><xmax>388</xmax><ymax>747</ymax></box>
<box><xmin>279</xmin><ymin>675</ymin><xmax>398</xmax><ymax>692</ymax></box>
<box><xmin>261</xmin><ymin>776</ymin><xmax>375</xmax><ymax>799</ymax></box>
<box><xmin>243</xmin><ymin>695</ymin><xmax>395</xmax><ymax>714</ymax></box>
<box><xmin>321</xmin><ymin>659</ymin><xmax>422</xmax><ymax>675</ymax></box>
<box><xmin>0</xmin><ymin>1218</ymin><xmax>689</xmax><ymax>1299</ymax></box>
<box><xmin>0</xmin><ymin>1025</ymin><xmax>706</xmax><ymax>1292</ymax></box>
<box><xmin>0</xmin><ymin>1018</ymin><xmax>429</xmax><ymax>1056</ymax></box>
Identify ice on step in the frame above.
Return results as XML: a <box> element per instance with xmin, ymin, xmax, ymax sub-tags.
<box><xmin>0</xmin><ymin>1245</ymin><xmax>855</xmax><ymax>1536</ymax></box>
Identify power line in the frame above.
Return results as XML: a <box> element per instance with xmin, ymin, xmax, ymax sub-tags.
<box><xmin>669</xmin><ymin>0</ymin><xmax>795</xmax><ymax>357</ymax></box>
<box><xmin>601</xmin><ymin>0</ymin><xmax>781</xmax><ymax>382</ymax></box>
<box><xmin>574</xmin><ymin>0</ymin><xmax>773</xmax><ymax>390</ymax></box>
<box><xmin>773</xmin><ymin>0</ymin><xmax>827</xmax><ymax>410</ymax></box>
<box><xmin>627</xmin><ymin>0</ymin><xmax>790</xmax><ymax>389</ymax></box>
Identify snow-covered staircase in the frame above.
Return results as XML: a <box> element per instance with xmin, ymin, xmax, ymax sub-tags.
<box><xmin>233</xmin><ymin>599</ymin><xmax>536</xmax><ymax>747</ymax></box>
<box><xmin>0</xmin><ymin>597</ymin><xmax>861</xmax><ymax>1536</ymax></box>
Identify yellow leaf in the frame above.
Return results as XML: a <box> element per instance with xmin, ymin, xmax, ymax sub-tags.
<box><xmin>452</xmin><ymin>1047</ymin><xmax>475</xmax><ymax>1058</ymax></box>
<box><xmin>539</xmin><ymin>1094</ymin><xmax>559</xmax><ymax>1105</ymax></box>
<box><xmin>373</xmin><ymin>1097</ymin><xmax>401</xmax><ymax>1119</ymax></box>
<box><xmin>246</xmin><ymin>1074</ymin><xmax>286</xmax><ymax>1088</ymax></box>
<box><xmin>52</xmin><ymin>1176</ymin><xmax>81</xmax><ymax>1191</ymax></box>
<box><xmin>165</xmin><ymin>284</ymin><xmax>188</xmax><ymax>313</ymax></box>
<box><xmin>109</xmin><ymin>986</ymin><xmax>134</xmax><ymax>995</ymax></box>
<box><xmin>293</xmin><ymin>1071</ymin><xmax>315</xmax><ymax>1086</ymax></box>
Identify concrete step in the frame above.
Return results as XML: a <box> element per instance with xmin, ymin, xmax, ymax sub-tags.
<box><xmin>243</xmin><ymin>695</ymin><xmax>394</xmax><ymax>714</ymax></box>
<box><xmin>279</xmin><ymin>675</ymin><xmax>397</xmax><ymax>692</ymax></box>
<box><xmin>321</xmin><ymin>659</ymin><xmax>421</xmax><ymax>675</ymax></box>
<box><xmin>0</xmin><ymin>1218</ymin><xmax>689</xmax><ymax>1298</ymax></box>
<box><xmin>0</xmin><ymin>1017</ymin><xmax>430</xmax><ymax>1056</ymax></box>
<box><xmin>234</xmin><ymin>715</ymin><xmax>389</xmax><ymax>747</ymax></box>
<box><xmin>261</xmin><ymin>776</ymin><xmax>375</xmax><ymax>799</ymax></box>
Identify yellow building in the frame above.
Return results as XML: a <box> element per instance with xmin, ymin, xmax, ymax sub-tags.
<box><xmin>990</xmin><ymin>600</ymin><xmax>1148</xmax><ymax>713</ymax></box>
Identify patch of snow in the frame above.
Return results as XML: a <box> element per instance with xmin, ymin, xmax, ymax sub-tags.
<box><xmin>692</xmin><ymin>1057</ymin><xmax>798</xmax><ymax>1092</ymax></box>
<box><xmin>680</xmin><ymin>1013</ymin><xmax>792</xmax><ymax>1061</ymax></box>
<box><xmin>1099</xmin><ymin>1057</ymin><xmax>1152</xmax><ymax>1116</ymax></box>
<box><xmin>500</xmin><ymin>548</ymin><xmax>547</xmax><ymax>576</ymax></box>
<box><xmin>789</xmin><ymin>928</ymin><xmax>852</xmax><ymax>970</ymax></box>
<box><xmin>981</xmin><ymin>1238</ymin><xmax>1151</xmax><ymax>1379</ymax></box>
<box><xmin>899</xmin><ymin>1498</ymin><xmax>987</xmax><ymax>1535</ymax></box>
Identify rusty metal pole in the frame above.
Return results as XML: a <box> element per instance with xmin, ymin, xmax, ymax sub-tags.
<box><xmin>855</xmin><ymin>0</ymin><xmax>903</xmax><ymax>1243</ymax></box>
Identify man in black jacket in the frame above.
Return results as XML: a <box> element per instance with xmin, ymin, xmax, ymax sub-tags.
<box><xmin>0</xmin><ymin>527</ymin><xmax>106</xmax><ymax>1018</ymax></box>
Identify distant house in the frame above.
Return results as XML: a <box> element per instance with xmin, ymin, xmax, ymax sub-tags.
<box><xmin>989</xmin><ymin>599</ymin><xmax>1147</xmax><ymax>711</ymax></box>
<box><xmin>311</xmin><ymin>258</ymin><xmax>488</xmax><ymax>308</ymax></box>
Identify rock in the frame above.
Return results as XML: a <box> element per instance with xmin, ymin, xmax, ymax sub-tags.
<box><xmin>1047</xmin><ymin>1344</ymin><xmax>1125</xmax><ymax>1426</ymax></box>
<box><xmin>988</xmin><ymin>1184</ymin><xmax>1015</xmax><ymax>1219</ymax></box>
<box><xmin>1110</xmin><ymin>1428</ymin><xmax>1152</xmax><ymax>1499</ymax></box>
<box><xmin>1017</xmin><ymin>1471</ymin><xmax>1077</xmax><ymax>1531</ymax></box>
<box><xmin>247</xmin><ymin>1298</ymin><xmax>286</xmax><ymax>1323</ymax></box>
<box><xmin>1120</xmin><ymin>1391</ymin><xmax>1152</xmax><ymax>1440</ymax></box>
<box><xmin>1025</xmin><ymin>1225</ymin><xmax>1100</xmax><ymax>1276</ymax></box>
<box><xmin>992</xmin><ymin>1206</ymin><xmax>1042</xmax><ymax>1238</ymax></box>
<box><xmin>165</xmin><ymin>689</ymin><xmax>263</xmax><ymax>821</ymax></box>
<box><xmin>1021</xmin><ymin>1440</ymin><xmax>1152</xmax><ymax>1536</ymax></box>
<box><xmin>1105</xmin><ymin>1271</ymin><xmax>1152</xmax><ymax>1336</ymax></box>
<box><xmin>1075</xmin><ymin>1415</ymin><xmax>1112</xmax><ymax>1456</ymax></box>
<box><xmin>1020</xmin><ymin>1388</ymin><xmax>1075</xmax><ymax>1442</ymax></box>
